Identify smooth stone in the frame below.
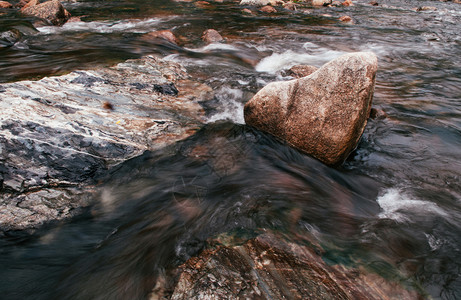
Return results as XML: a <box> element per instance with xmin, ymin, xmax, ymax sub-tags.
<box><xmin>244</xmin><ymin>52</ymin><xmax>378</xmax><ymax>166</ymax></box>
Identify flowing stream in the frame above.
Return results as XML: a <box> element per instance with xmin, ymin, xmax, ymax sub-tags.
<box><xmin>1</xmin><ymin>0</ymin><xmax>461</xmax><ymax>299</ymax></box>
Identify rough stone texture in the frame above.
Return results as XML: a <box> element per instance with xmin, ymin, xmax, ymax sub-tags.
<box><xmin>244</xmin><ymin>52</ymin><xmax>378</xmax><ymax>166</ymax></box>
<box><xmin>168</xmin><ymin>233</ymin><xmax>420</xmax><ymax>299</ymax></box>
<box><xmin>21</xmin><ymin>0</ymin><xmax>39</xmax><ymax>10</ymax></box>
<box><xmin>285</xmin><ymin>64</ymin><xmax>318</xmax><ymax>78</ymax></box>
<box><xmin>0</xmin><ymin>56</ymin><xmax>213</xmax><ymax>231</ymax></box>
<box><xmin>0</xmin><ymin>1</ymin><xmax>12</xmax><ymax>8</ymax></box>
<box><xmin>20</xmin><ymin>0</ymin><xmax>70</xmax><ymax>26</ymax></box>
<box><xmin>201</xmin><ymin>29</ymin><xmax>223</xmax><ymax>44</ymax></box>
<box><xmin>240</xmin><ymin>0</ymin><xmax>271</xmax><ymax>7</ymax></box>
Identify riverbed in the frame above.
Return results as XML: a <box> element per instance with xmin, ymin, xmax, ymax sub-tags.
<box><xmin>1</xmin><ymin>0</ymin><xmax>460</xmax><ymax>299</ymax></box>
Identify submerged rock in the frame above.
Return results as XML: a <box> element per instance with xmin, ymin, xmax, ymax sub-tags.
<box><xmin>168</xmin><ymin>233</ymin><xmax>420</xmax><ymax>299</ymax></box>
<box><xmin>0</xmin><ymin>29</ymin><xmax>22</xmax><ymax>48</ymax></box>
<box><xmin>244</xmin><ymin>52</ymin><xmax>378</xmax><ymax>166</ymax></box>
<box><xmin>21</xmin><ymin>0</ymin><xmax>71</xmax><ymax>26</ymax></box>
<box><xmin>339</xmin><ymin>15</ymin><xmax>353</xmax><ymax>22</ymax></box>
<box><xmin>0</xmin><ymin>56</ymin><xmax>213</xmax><ymax>231</ymax></box>
<box><xmin>142</xmin><ymin>29</ymin><xmax>178</xmax><ymax>45</ymax></box>
<box><xmin>201</xmin><ymin>29</ymin><xmax>224</xmax><ymax>44</ymax></box>
<box><xmin>260</xmin><ymin>5</ymin><xmax>277</xmax><ymax>12</ymax></box>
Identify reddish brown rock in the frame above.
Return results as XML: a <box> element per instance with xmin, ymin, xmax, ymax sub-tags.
<box><xmin>244</xmin><ymin>52</ymin><xmax>378</xmax><ymax>166</ymax></box>
<box><xmin>21</xmin><ymin>0</ymin><xmax>71</xmax><ymax>26</ymax></box>
<box><xmin>20</xmin><ymin>0</ymin><xmax>39</xmax><ymax>10</ymax></box>
<box><xmin>0</xmin><ymin>1</ymin><xmax>12</xmax><ymax>8</ymax></box>
<box><xmin>339</xmin><ymin>15</ymin><xmax>352</xmax><ymax>22</ymax></box>
<box><xmin>260</xmin><ymin>5</ymin><xmax>277</xmax><ymax>12</ymax></box>
<box><xmin>342</xmin><ymin>0</ymin><xmax>353</xmax><ymax>6</ymax></box>
<box><xmin>168</xmin><ymin>234</ymin><xmax>420</xmax><ymax>299</ymax></box>
<box><xmin>195</xmin><ymin>1</ymin><xmax>212</xmax><ymax>8</ymax></box>
<box><xmin>143</xmin><ymin>30</ymin><xmax>178</xmax><ymax>45</ymax></box>
<box><xmin>201</xmin><ymin>29</ymin><xmax>223</xmax><ymax>43</ymax></box>
<box><xmin>285</xmin><ymin>64</ymin><xmax>318</xmax><ymax>78</ymax></box>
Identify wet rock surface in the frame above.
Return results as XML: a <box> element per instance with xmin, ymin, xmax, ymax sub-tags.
<box><xmin>0</xmin><ymin>56</ymin><xmax>213</xmax><ymax>232</ymax></box>
<box><xmin>0</xmin><ymin>1</ymin><xmax>12</xmax><ymax>8</ymax></box>
<box><xmin>284</xmin><ymin>64</ymin><xmax>319</xmax><ymax>78</ymax></box>
<box><xmin>201</xmin><ymin>29</ymin><xmax>224</xmax><ymax>44</ymax></box>
<box><xmin>244</xmin><ymin>52</ymin><xmax>378</xmax><ymax>166</ymax></box>
<box><xmin>20</xmin><ymin>0</ymin><xmax>71</xmax><ymax>26</ymax></box>
<box><xmin>167</xmin><ymin>233</ymin><xmax>420</xmax><ymax>299</ymax></box>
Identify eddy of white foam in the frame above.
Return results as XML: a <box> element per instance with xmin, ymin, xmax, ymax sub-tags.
<box><xmin>376</xmin><ymin>189</ymin><xmax>447</xmax><ymax>222</ymax></box>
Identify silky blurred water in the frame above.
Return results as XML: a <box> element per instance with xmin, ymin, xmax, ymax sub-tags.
<box><xmin>1</xmin><ymin>0</ymin><xmax>460</xmax><ymax>299</ymax></box>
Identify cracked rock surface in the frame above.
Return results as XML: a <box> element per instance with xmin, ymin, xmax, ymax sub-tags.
<box><xmin>0</xmin><ymin>55</ymin><xmax>213</xmax><ymax>232</ymax></box>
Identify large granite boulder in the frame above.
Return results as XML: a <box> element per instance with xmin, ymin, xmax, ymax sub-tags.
<box><xmin>0</xmin><ymin>56</ymin><xmax>213</xmax><ymax>232</ymax></box>
<box><xmin>166</xmin><ymin>233</ymin><xmax>420</xmax><ymax>299</ymax></box>
<box><xmin>244</xmin><ymin>52</ymin><xmax>378</xmax><ymax>166</ymax></box>
<box><xmin>21</xmin><ymin>0</ymin><xmax>71</xmax><ymax>26</ymax></box>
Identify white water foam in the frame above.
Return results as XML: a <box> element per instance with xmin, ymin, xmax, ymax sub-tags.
<box><xmin>376</xmin><ymin>189</ymin><xmax>447</xmax><ymax>222</ymax></box>
<box><xmin>37</xmin><ymin>17</ymin><xmax>173</xmax><ymax>35</ymax></box>
<box><xmin>190</xmin><ymin>42</ymin><xmax>240</xmax><ymax>53</ymax></box>
<box><xmin>206</xmin><ymin>87</ymin><xmax>245</xmax><ymax>124</ymax></box>
<box><xmin>255</xmin><ymin>46</ymin><xmax>345</xmax><ymax>74</ymax></box>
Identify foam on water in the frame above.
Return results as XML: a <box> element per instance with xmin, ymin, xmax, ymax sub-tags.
<box><xmin>376</xmin><ymin>189</ymin><xmax>448</xmax><ymax>222</ymax></box>
<box><xmin>192</xmin><ymin>43</ymin><xmax>240</xmax><ymax>52</ymax></box>
<box><xmin>37</xmin><ymin>18</ymin><xmax>172</xmax><ymax>34</ymax></box>
<box><xmin>255</xmin><ymin>47</ymin><xmax>345</xmax><ymax>74</ymax></box>
<box><xmin>206</xmin><ymin>86</ymin><xmax>245</xmax><ymax>124</ymax></box>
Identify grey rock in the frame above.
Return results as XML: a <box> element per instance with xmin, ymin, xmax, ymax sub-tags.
<box><xmin>0</xmin><ymin>55</ymin><xmax>213</xmax><ymax>231</ymax></box>
<box><xmin>244</xmin><ymin>52</ymin><xmax>378</xmax><ymax>166</ymax></box>
<box><xmin>240</xmin><ymin>0</ymin><xmax>271</xmax><ymax>7</ymax></box>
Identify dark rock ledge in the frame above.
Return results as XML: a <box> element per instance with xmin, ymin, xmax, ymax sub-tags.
<box><xmin>0</xmin><ymin>56</ymin><xmax>213</xmax><ymax>232</ymax></box>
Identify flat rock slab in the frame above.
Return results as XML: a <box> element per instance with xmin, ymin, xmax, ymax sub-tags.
<box><xmin>168</xmin><ymin>233</ymin><xmax>420</xmax><ymax>299</ymax></box>
<box><xmin>244</xmin><ymin>52</ymin><xmax>378</xmax><ymax>166</ymax></box>
<box><xmin>0</xmin><ymin>56</ymin><xmax>212</xmax><ymax>231</ymax></box>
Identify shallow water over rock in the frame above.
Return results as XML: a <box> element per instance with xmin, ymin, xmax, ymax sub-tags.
<box><xmin>1</xmin><ymin>0</ymin><xmax>461</xmax><ymax>299</ymax></box>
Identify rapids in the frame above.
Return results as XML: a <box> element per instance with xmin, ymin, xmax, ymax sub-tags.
<box><xmin>1</xmin><ymin>0</ymin><xmax>461</xmax><ymax>299</ymax></box>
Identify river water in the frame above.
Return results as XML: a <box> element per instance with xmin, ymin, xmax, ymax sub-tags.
<box><xmin>1</xmin><ymin>0</ymin><xmax>461</xmax><ymax>299</ymax></box>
